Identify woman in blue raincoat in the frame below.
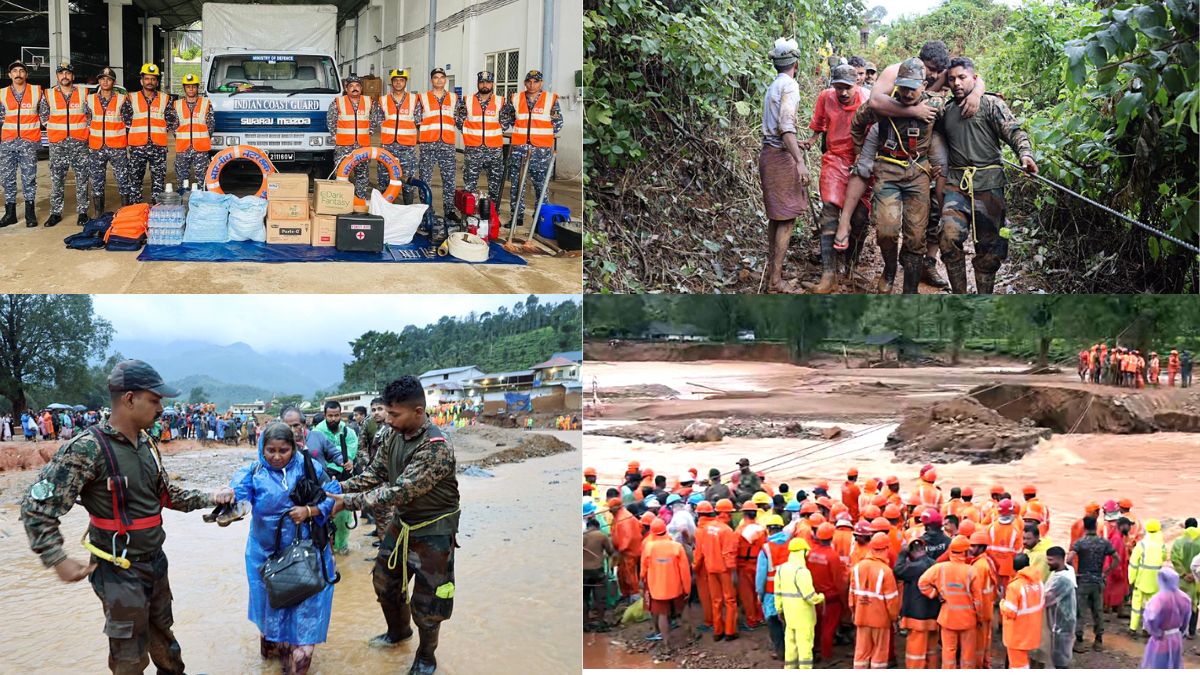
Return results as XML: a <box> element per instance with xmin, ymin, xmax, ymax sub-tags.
<box><xmin>231</xmin><ymin>421</ymin><xmax>341</xmax><ymax>674</ymax></box>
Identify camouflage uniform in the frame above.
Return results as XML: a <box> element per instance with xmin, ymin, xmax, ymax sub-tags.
<box><xmin>39</xmin><ymin>88</ymin><xmax>92</xmax><ymax>218</ymax></box>
<box><xmin>327</xmin><ymin>96</ymin><xmax>378</xmax><ymax>200</ymax></box>
<box><xmin>418</xmin><ymin>91</ymin><xmax>459</xmax><ymax>218</ymax></box>
<box><xmin>0</xmin><ymin>87</ymin><xmax>42</xmax><ymax>208</ymax></box>
<box><xmin>377</xmin><ymin>94</ymin><xmax>422</xmax><ymax>204</ymax></box>
<box><xmin>734</xmin><ymin>467</ymin><xmax>764</xmax><ymax>504</ymax></box>
<box><xmin>168</xmin><ymin>97</ymin><xmax>216</xmax><ymax>189</ymax></box>
<box><xmin>87</xmin><ymin>91</ymin><xmax>131</xmax><ymax>212</ymax></box>
<box><xmin>121</xmin><ymin>92</ymin><xmax>178</xmax><ymax>203</ymax></box>
<box><xmin>340</xmin><ymin>419</ymin><xmax>458</xmax><ymax>672</ymax></box>
<box><xmin>936</xmin><ymin>93</ymin><xmax>1033</xmax><ymax>293</ymax></box>
<box><xmin>360</xmin><ymin>423</ymin><xmax>395</xmax><ymax>536</ymax></box>
<box><xmin>454</xmin><ymin>93</ymin><xmax>505</xmax><ymax>205</ymax></box>
<box><xmin>850</xmin><ymin>92</ymin><xmax>945</xmax><ymax>293</ymax></box>
<box><xmin>20</xmin><ymin>424</ymin><xmax>215</xmax><ymax>675</ymax></box>
<box><xmin>500</xmin><ymin>93</ymin><xmax>564</xmax><ymax>224</ymax></box>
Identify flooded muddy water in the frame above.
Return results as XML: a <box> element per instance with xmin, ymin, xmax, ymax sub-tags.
<box><xmin>0</xmin><ymin>435</ymin><xmax>581</xmax><ymax>674</ymax></box>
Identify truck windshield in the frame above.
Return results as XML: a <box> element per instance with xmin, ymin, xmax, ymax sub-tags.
<box><xmin>208</xmin><ymin>54</ymin><xmax>339</xmax><ymax>94</ymax></box>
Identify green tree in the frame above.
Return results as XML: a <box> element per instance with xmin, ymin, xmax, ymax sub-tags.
<box><xmin>0</xmin><ymin>295</ymin><xmax>112</xmax><ymax>414</ymax></box>
<box><xmin>189</xmin><ymin>386</ymin><xmax>210</xmax><ymax>403</ymax></box>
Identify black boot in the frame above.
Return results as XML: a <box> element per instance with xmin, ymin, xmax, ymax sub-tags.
<box><xmin>43</xmin><ymin>213</ymin><xmax>62</xmax><ymax>228</ymax></box>
<box><xmin>408</xmin><ymin>626</ymin><xmax>439</xmax><ymax>674</ymax></box>
<box><xmin>77</xmin><ymin>211</ymin><xmax>89</xmax><ymax>227</ymax></box>
<box><xmin>944</xmin><ymin>257</ymin><xmax>969</xmax><ymax>294</ymax></box>
<box><xmin>975</xmin><ymin>269</ymin><xmax>997</xmax><ymax>294</ymax></box>
<box><xmin>921</xmin><ymin>256</ymin><xmax>948</xmax><ymax>288</ymax></box>
<box><xmin>23</xmin><ymin>202</ymin><xmax>36</xmax><ymax>227</ymax></box>
<box><xmin>900</xmin><ymin>251</ymin><xmax>923</xmax><ymax>294</ymax></box>
<box><xmin>0</xmin><ymin>202</ymin><xmax>15</xmax><ymax>227</ymax></box>
<box><xmin>814</xmin><ymin>233</ymin><xmax>836</xmax><ymax>293</ymax></box>
<box><xmin>92</xmin><ymin>195</ymin><xmax>106</xmax><ymax>217</ymax></box>
<box><xmin>877</xmin><ymin>238</ymin><xmax>898</xmax><ymax>294</ymax></box>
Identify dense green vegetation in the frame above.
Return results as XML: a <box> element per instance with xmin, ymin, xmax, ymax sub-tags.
<box><xmin>586</xmin><ymin>295</ymin><xmax>1200</xmax><ymax>367</ymax></box>
<box><xmin>585</xmin><ymin>0</ymin><xmax>1199</xmax><ymax>293</ymax></box>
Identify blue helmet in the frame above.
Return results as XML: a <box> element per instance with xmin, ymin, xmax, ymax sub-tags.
<box><xmin>644</xmin><ymin>496</ymin><xmax>661</xmax><ymax>509</ymax></box>
<box><xmin>687</xmin><ymin>493</ymin><xmax>704</xmax><ymax>506</ymax></box>
<box><xmin>665</xmin><ymin>494</ymin><xmax>683</xmax><ymax>506</ymax></box>
<box><xmin>583</xmin><ymin>501</ymin><xmax>597</xmax><ymax>517</ymax></box>
<box><xmin>785</xmin><ymin>499</ymin><xmax>802</xmax><ymax>512</ymax></box>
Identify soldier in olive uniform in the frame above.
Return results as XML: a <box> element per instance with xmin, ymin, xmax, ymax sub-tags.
<box><xmin>850</xmin><ymin>58</ymin><xmax>946</xmax><ymax>294</ymax></box>
<box><xmin>454</xmin><ymin>70</ymin><xmax>506</xmax><ymax>207</ymax></box>
<box><xmin>20</xmin><ymin>360</ymin><xmax>235</xmax><ymax>675</ymax></box>
<box><xmin>329</xmin><ymin>375</ymin><xmax>458</xmax><ymax>675</ymax></box>
<box><xmin>938</xmin><ymin>57</ymin><xmax>1038</xmax><ymax>293</ymax></box>
<box><xmin>499</xmin><ymin>69</ymin><xmax>564</xmax><ymax>227</ymax></box>
<box><xmin>359</xmin><ymin>397</ymin><xmax>394</xmax><ymax>541</ymax></box>
<box><xmin>39</xmin><ymin>63</ymin><xmax>92</xmax><ymax>227</ymax></box>
<box><xmin>734</xmin><ymin>457</ymin><xmax>763</xmax><ymax>504</ymax></box>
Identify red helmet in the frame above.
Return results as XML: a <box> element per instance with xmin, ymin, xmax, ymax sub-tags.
<box><xmin>998</xmin><ymin>498</ymin><xmax>1015</xmax><ymax>514</ymax></box>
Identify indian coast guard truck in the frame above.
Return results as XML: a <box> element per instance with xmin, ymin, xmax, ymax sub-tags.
<box><xmin>201</xmin><ymin>3</ymin><xmax>342</xmax><ymax>178</ymax></box>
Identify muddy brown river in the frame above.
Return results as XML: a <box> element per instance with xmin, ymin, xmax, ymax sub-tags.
<box><xmin>0</xmin><ymin>436</ymin><xmax>581</xmax><ymax>674</ymax></box>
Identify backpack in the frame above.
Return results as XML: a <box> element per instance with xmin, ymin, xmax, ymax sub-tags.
<box><xmin>64</xmin><ymin>212</ymin><xmax>114</xmax><ymax>250</ymax></box>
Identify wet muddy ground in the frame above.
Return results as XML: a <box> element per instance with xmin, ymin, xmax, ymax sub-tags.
<box><xmin>0</xmin><ymin>429</ymin><xmax>581</xmax><ymax>674</ymax></box>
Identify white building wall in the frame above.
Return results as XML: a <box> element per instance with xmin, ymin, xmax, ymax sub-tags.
<box><xmin>337</xmin><ymin>0</ymin><xmax>582</xmax><ymax>175</ymax></box>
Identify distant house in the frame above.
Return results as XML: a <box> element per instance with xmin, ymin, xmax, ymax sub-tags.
<box><xmin>323</xmin><ymin>391</ymin><xmax>378</xmax><ymax>413</ymax></box>
<box><xmin>419</xmin><ymin>365</ymin><xmax>485</xmax><ymax>406</ymax></box>
<box><xmin>531</xmin><ymin>355</ymin><xmax>580</xmax><ymax>384</ymax></box>
<box><xmin>642</xmin><ymin>321</ymin><xmax>708</xmax><ymax>342</ymax></box>
<box><xmin>229</xmin><ymin>400</ymin><xmax>268</xmax><ymax>415</ymax></box>
<box><xmin>464</xmin><ymin>358</ymin><xmax>580</xmax><ymax>415</ymax></box>
<box><xmin>737</xmin><ymin>329</ymin><xmax>756</xmax><ymax>342</ymax></box>
<box><xmin>863</xmin><ymin>333</ymin><xmax>921</xmax><ymax>363</ymax></box>
<box><xmin>551</xmin><ymin>350</ymin><xmax>583</xmax><ymax>364</ymax></box>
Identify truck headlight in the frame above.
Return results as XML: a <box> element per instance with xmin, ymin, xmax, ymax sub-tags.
<box><xmin>211</xmin><ymin>135</ymin><xmax>224</xmax><ymax>145</ymax></box>
<box><xmin>309</xmin><ymin>136</ymin><xmax>322</xmax><ymax>147</ymax></box>
<box><xmin>228</xmin><ymin>136</ymin><xmax>240</xmax><ymax>145</ymax></box>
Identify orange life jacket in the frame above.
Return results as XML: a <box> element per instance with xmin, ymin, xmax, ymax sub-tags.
<box><xmin>1000</xmin><ymin>567</ymin><xmax>1043</xmax><ymax>650</ymax></box>
<box><xmin>763</xmin><ymin>539</ymin><xmax>791</xmax><ymax>594</ymax></box>
<box><xmin>462</xmin><ymin>93</ymin><xmax>503</xmax><ymax>148</ymax></box>
<box><xmin>419</xmin><ymin>91</ymin><xmax>457</xmax><ymax>144</ymax></box>
<box><xmin>734</xmin><ymin>519</ymin><xmax>766</xmax><ymax>566</ymax></box>
<box><xmin>970</xmin><ymin>552</ymin><xmax>998</xmax><ymax>623</ymax></box>
<box><xmin>334</xmin><ymin>95</ymin><xmax>372</xmax><ymax>147</ymax></box>
<box><xmin>173</xmin><ymin>97</ymin><xmax>211</xmax><ymax>152</ymax></box>
<box><xmin>510</xmin><ymin>90</ymin><xmax>557</xmax><ymax>148</ymax></box>
<box><xmin>1</xmin><ymin>84</ymin><xmax>42</xmax><ymax>142</ymax></box>
<box><xmin>379</xmin><ymin>91</ymin><xmax>418</xmax><ymax>146</ymax></box>
<box><xmin>127</xmin><ymin>92</ymin><xmax>168</xmax><ymax>147</ymax></box>
<box><xmin>918</xmin><ymin>556</ymin><xmax>978</xmax><ymax>629</ymax></box>
<box><xmin>46</xmin><ymin>86</ymin><xmax>88</xmax><ymax>142</ymax></box>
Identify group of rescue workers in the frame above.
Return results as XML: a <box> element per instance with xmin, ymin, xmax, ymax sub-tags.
<box><xmin>759</xmin><ymin>39</ymin><xmax>1038</xmax><ymax>295</ymax></box>
<box><xmin>0</xmin><ymin>59</ymin><xmax>562</xmax><ymax>230</ymax></box>
<box><xmin>583</xmin><ymin>460</ymin><xmax>1200</xmax><ymax>669</ymax></box>
<box><xmin>1077</xmin><ymin>343</ymin><xmax>1194</xmax><ymax>389</ymax></box>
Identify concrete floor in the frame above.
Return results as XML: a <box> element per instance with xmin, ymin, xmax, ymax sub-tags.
<box><xmin>0</xmin><ymin>148</ymin><xmax>582</xmax><ymax>294</ymax></box>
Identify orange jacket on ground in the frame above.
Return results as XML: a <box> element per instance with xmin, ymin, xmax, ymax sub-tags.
<box><xmin>970</xmin><ymin>553</ymin><xmax>998</xmax><ymax>624</ymax></box>
<box><xmin>850</xmin><ymin>554</ymin><xmax>900</xmax><ymax>628</ymax></box>
<box><xmin>610</xmin><ymin>508</ymin><xmax>643</xmax><ymax>557</ymax></box>
<box><xmin>694</xmin><ymin>517</ymin><xmax>737</xmax><ymax>573</ymax></box>
<box><xmin>807</xmin><ymin>541</ymin><xmax>848</xmax><ymax>597</ymax></box>
<box><xmin>987</xmin><ymin>521</ymin><xmax>1023</xmax><ymax>577</ymax></box>
<box><xmin>642</xmin><ymin>538</ymin><xmax>692</xmax><ymax>600</ymax></box>
<box><xmin>1000</xmin><ymin>566</ymin><xmax>1044</xmax><ymax>651</ymax></box>
<box><xmin>842</xmin><ymin>481</ymin><xmax>861</xmax><ymax>520</ymax></box>
<box><xmin>917</xmin><ymin>554</ymin><xmax>980</xmax><ymax>630</ymax></box>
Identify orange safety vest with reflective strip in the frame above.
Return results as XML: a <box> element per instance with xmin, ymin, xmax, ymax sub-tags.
<box><xmin>920</xmin><ymin>559</ymin><xmax>977</xmax><ymax>630</ymax></box>
<box><xmin>1</xmin><ymin>84</ymin><xmax>42</xmax><ymax>142</ymax></box>
<box><xmin>379</xmin><ymin>92</ymin><xmax>418</xmax><ymax>146</ymax></box>
<box><xmin>173</xmin><ymin>97</ymin><xmax>211</xmax><ymax>152</ymax></box>
<box><xmin>334</xmin><ymin>95</ymin><xmax>372</xmax><ymax>146</ymax></box>
<box><xmin>510</xmin><ymin>91</ymin><xmax>556</xmax><ymax>148</ymax></box>
<box><xmin>462</xmin><ymin>93</ymin><xmax>502</xmax><ymax>148</ymax></box>
<box><xmin>419</xmin><ymin>91</ymin><xmax>456</xmax><ymax>144</ymax></box>
<box><xmin>763</xmin><ymin>539</ymin><xmax>791</xmax><ymax>595</ymax></box>
<box><xmin>987</xmin><ymin>521</ymin><xmax>1022</xmax><ymax>577</ymax></box>
<box><xmin>88</xmin><ymin>92</ymin><xmax>127</xmax><ymax>149</ymax></box>
<box><xmin>128</xmin><ymin>92</ymin><xmax>168</xmax><ymax>147</ymax></box>
<box><xmin>46</xmin><ymin>86</ymin><xmax>88</xmax><ymax>143</ymax></box>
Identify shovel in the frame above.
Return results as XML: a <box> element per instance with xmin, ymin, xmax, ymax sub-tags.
<box><xmin>505</xmin><ymin>151</ymin><xmax>531</xmax><ymax>247</ymax></box>
<box><xmin>520</xmin><ymin>147</ymin><xmax>558</xmax><ymax>254</ymax></box>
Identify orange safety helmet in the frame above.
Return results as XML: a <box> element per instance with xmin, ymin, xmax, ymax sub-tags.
<box><xmin>607</xmin><ymin>497</ymin><xmax>623</xmax><ymax>510</ymax></box>
<box><xmin>642</xmin><ymin>468</ymin><xmax>655</xmax><ymax>478</ymax></box>
<box><xmin>869</xmin><ymin>532</ymin><xmax>890</xmax><ymax>550</ymax></box>
<box><xmin>800</xmin><ymin>502</ymin><xmax>819</xmax><ymax>515</ymax></box>
<box><xmin>959</xmin><ymin>519</ymin><xmax>976</xmax><ymax>537</ymax></box>
<box><xmin>883</xmin><ymin>504</ymin><xmax>902</xmax><ymax>520</ymax></box>
<box><xmin>969</xmin><ymin>531</ymin><xmax>990</xmax><ymax>547</ymax></box>
<box><xmin>816</xmin><ymin>496</ymin><xmax>834</xmax><ymax>510</ymax></box>
<box><xmin>1118</xmin><ymin>498</ymin><xmax>1133</xmax><ymax>509</ymax></box>
<box><xmin>808</xmin><ymin>513</ymin><xmax>826</xmax><ymax>526</ymax></box>
<box><xmin>696</xmin><ymin>500</ymin><xmax>715</xmax><ymax>515</ymax></box>
<box><xmin>990</xmin><ymin>484</ymin><xmax>1004</xmax><ymax>496</ymax></box>
<box><xmin>862</xmin><ymin>505</ymin><xmax>882</xmax><ymax>521</ymax></box>
<box><xmin>831</xmin><ymin>502</ymin><xmax>849</xmax><ymax>515</ymax></box>
<box><xmin>815</xmin><ymin>479</ymin><xmax>830</xmax><ymax>491</ymax></box>
<box><xmin>847</xmin><ymin>467</ymin><xmax>859</xmax><ymax>478</ymax></box>
<box><xmin>885</xmin><ymin>475</ymin><xmax>899</xmax><ymax>486</ymax></box>
<box><xmin>922</xmin><ymin>467</ymin><xmax>937</xmax><ymax>482</ymax></box>
<box><xmin>584</xmin><ymin>466</ymin><xmax>597</xmax><ymax>476</ymax></box>
<box><xmin>871</xmin><ymin>517</ymin><xmax>892</xmax><ymax>533</ymax></box>
<box><xmin>741</xmin><ymin>500</ymin><xmax>758</xmax><ymax>512</ymax></box>
<box><xmin>715</xmin><ymin>498</ymin><xmax>735</xmax><ymax>513</ymax></box>
<box><xmin>961</xmin><ymin>487</ymin><xmax>973</xmax><ymax>497</ymax></box>
<box><xmin>865</xmin><ymin>478</ymin><xmax>879</xmax><ymax>491</ymax></box>
<box><xmin>816</xmin><ymin>522</ymin><xmax>836</xmax><ymax>540</ymax></box>
<box><xmin>949</xmin><ymin>535</ymin><xmax>970</xmax><ymax>554</ymax></box>
<box><xmin>1084</xmin><ymin>501</ymin><xmax>1101</xmax><ymax>514</ymax></box>
<box><xmin>871</xmin><ymin>494</ymin><xmax>888</xmax><ymax>507</ymax></box>
<box><xmin>1022</xmin><ymin>484</ymin><xmax>1037</xmax><ymax>497</ymax></box>
<box><xmin>640</xmin><ymin>512</ymin><xmax>657</xmax><ymax>526</ymax></box>
<box><xmin>650</xmin><ymin>519</ymin><xmax>667</xmax><ymax>535</ymax></box>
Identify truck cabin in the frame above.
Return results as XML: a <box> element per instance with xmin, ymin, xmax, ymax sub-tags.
<box><xmin>208</xmin><ymin>54</ymin><xmax>339</xmax><ymax>94</ymax></box>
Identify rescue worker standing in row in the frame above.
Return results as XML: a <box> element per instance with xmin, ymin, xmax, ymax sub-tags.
<box><xmin>328</xmin><ymin>375</ymin><xmax>460</xmax><ymax>675</ymax></box>
<box><xmin>418</xmin><ymin>68</ymin><xmax>458</xmax><ymax>220</ymax></box>
<box><xmin>500</xmin><ymin>69</ymin><xmax>563</xmax><ymax>228</ymax></box>
<box><xmin>775</xmin><ymin>536</ymin><xmax>824</xmax><ymax>669</ymax></box>
<box><xmin>455</xmin><ymin>70</ymin><xmax>506</xmax><ymax>210</ymax></box>
<box><xmin>20</xmin><ymin>359</ymin><xmax>235</xmax><ymax>675</ymax></box>
<box><xmin>327</xmin><ymin>74</ymin><xmax>377</xmax><ymax>201</ymax></box>
<box><xmin>122</xmin><ymin>63</ymin><xmax>176</xmax><ymax>205</ymax></box>
<box><xmin>378</xmin><ymin>69</ymin><xmax>421</xmax><ymax>204</ymax></box>
<box><xmin>88</xmin><ymin>66</ymin><xmax>130</xmax><ymax>216</ymax></box>
<box><xmin>0</xmin><ymin>60</ymin><xmax>43</xmax><ymax>227</ymax></box>
<box><xmin>168</xmin><ymin>73</ymin><xmax>214</xmax><ymax>190</ymax></box>
<box><xmin>40</xmin><ymin>63</ymin><xmax>91</xmax><ymax>227</ymax></box>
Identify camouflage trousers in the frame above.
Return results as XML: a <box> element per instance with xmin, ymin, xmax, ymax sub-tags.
<box><xmin>940</xmin><ymin>184</ymin><xmax>1009</xmax><ymax>275</ymax></box>
<box><xmin>49</xmin><ymin>139</ymin><xmax>90</xmax><ymax>215</ymax></box>
<box><xmin>871</xmin><ymin>158</ymin><xmax>931</xmax><ymax>257</ymax></box>
<box><xmin>88</xmin><ymin>550</ymin><xmax>185</xmax><ymax>675</ymax></box>
<box><xmin>374</xmin><ymin>530</ymin><xmax>455</xmax><ymax>638</ymax></box>
<box><xmin>507</xmin><ymin>144</ymin><xmax>553</xmax><ymax>224</ymax></box>
<box><xmin>127</xmin><ymin>144</ymin><xmax>167</xmax><ymax>203</ymax></box>
<box><xmin>173</xmin><ymin>149</ymin><xmax>210</xmax><ymax>191</ymax></box>
<box><xmin>462</xmin><ymin>146</ymin><xmax>504</xmax><ymax>206</ymax></box>
<box><xmin>817</xmin><ymin>200</ymin><xmax>869</xmax><ymax>272</ymax></box>
<box><xmin>382</xmin><ymin>142</ymin><xmax>419</xmax><ymax>203</ymax></box>
<box><xmin>419</xmin><ymin>141</ymin><xmax>457</xmax><ymax>216</ymax></box>
<box><xmin>334</xmin><ymin>144</ymin><xmax>371</xmax><ymax>200</ymax></box>
<box><xmin>89</xmin><ymin>146</ymin><xmax>130</xmax><ymax>201</ymax></box>
<box><xmin>0</xmin><ymin>139</ymin><xmax>38</xmax><ymax>204</ymax></box>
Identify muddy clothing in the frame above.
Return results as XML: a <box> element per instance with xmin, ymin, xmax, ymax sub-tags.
<box><xmin>362</xmin><ymin>425</ymin><xmax>395</xmax><ymax>534</ymax></box>
<box><xmin>90</xmin><ymin>549</ymin><xmax>185</xmax><ymax>675</ymax></box>
<box><xmin>938</xmin><ymin>95</ymin><xmax>1031</xmax><ymax>192</ymax></box>
<box><xmin>584</xmin><ymin>528</ymin><xmax>615</xmax><ymax>571</ymax></box>
<box><xmin>734</xmin><ymin>469</ymin><xmax>763</xmax><ymax>504</ymax></box>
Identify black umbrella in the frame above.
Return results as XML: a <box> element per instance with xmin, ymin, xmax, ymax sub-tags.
<box><xmin>72</xmin><ymin>405</ymin><xmax>87</xmax><ymax>411</ymax></box>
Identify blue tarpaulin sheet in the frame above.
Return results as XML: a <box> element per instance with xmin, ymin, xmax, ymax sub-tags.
<box><xmin>136</xmin><ymin>235</ymin><xmax>526</xmax><ymax>265</ymax></box>
<box><xmin>503</xmin><ymin>393</ymin><xmax>532</xmax><ymax>412</ymax></box>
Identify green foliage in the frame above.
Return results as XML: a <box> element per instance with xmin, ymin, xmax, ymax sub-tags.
<box><xmin>188</xmin><ymin>386</ymin><xmax>210</xmax><ymax>404</ymax></box>
<box><xmin>869</xmin><ymin>0</ymin><xmax>1013</xmax><ymax>69</ymax></box>
<box><xmin>340</xmin><ymin>298</ymin><xmax>581</xmax><ymax>392</ymax></box>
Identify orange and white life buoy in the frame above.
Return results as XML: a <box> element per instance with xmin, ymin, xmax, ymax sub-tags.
<box><xmin>204</xmin><ymin>145</ymin><xmax>277</xmax><ymax>198</ymax></box>
<box><xmin>335</xmin><ymin>146</ymin><xmax>404</xmax><ymax>207</ymax></box>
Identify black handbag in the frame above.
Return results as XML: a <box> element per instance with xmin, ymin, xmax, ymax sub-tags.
<box><xmin>260</xmin><ymin>517</ymin><xmax>327</xmax><ymax>609</ymax></box>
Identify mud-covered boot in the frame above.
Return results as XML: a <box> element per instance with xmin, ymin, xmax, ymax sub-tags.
<box><xmin>944</xmin><ymin>258</ymin><xmax>969</xmax><ymax>294</ymax></box>
<box><xmin>408</xmin><ymin>627</ymin><xmax>440</xmax><ymax>674</ymax></box>
<box><xmin>975</xmin><ymin>269</ymin><xmax>997</xmax><ymax>294</ymax></box>
<box><xmin>876</xmin><ymin>238</ymin><xmax>898</xmax><ymax>294</ymax></box>
<box><xmin>0</xmin><ymin>202</ymin><xmax>16</xmax><ymax>227</ymax></box>
<box><xmin>43</xmin><ymin>212</ymin><xmax>62</xmax><ymax>228</ymax></box>
<box><xmin>921</xmin><ymin>255</ymin><xmax>948</xmax><ymax>288</ymax></box>
<box><xmin>23</xmin><ymin>202</ymin><xmax>37</xmax><ymax>227</ymax></box>
<box><xmin>900</xmin><ymin>251</ymin><xmax>923</xmax><ymax>294</ymax></box>
<box><xmin>814</xmin><ymin>233</ymin><xmax>836</xmax><ymax>294</ymax></box>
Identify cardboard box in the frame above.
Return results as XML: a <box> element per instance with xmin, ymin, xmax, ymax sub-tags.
<box><xmin>266</xmin><ymin>173</ymin><xmax>309</xmax><ymax>200</ymax></box>
<box><xmin>267</xmin><ymin>198</ymin><xmax>309</xmax><ymax>221</ymax></box>
<box><xmin>336</xmin><ymin>213</ymin><xmax>385</xmax><ymax>252</ymax></box>
<box><xmin>266</xmin><ymin>218</ymin><xmax>311</xmax><ymax>245</ymax></box>
<box><xmin>313</xmin><ymin>179</ymin><xmax>355</xmax><ymax>215</ymax></box>
<box><xmin>361</xmin><ymin>75</ymin><xmax>383</xmax><ymax>97</ymax></box>
<box><xmin>311</xmin><ymin>214</ymin><xmax>337</xmax><ymax>247</ymax></box>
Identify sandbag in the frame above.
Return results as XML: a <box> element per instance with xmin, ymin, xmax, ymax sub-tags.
<box><xmin>184</xmin><ymin>190</ymin><xmax>233</xmax><ymax>243</ymax></box>
<box><xmin>227</xmin><ymin>195</ymin><xmax>268</xmax><ymax>242</ymax></box>
<box><xmin>368</xmin><ymin>188</ymin><xmax>426</xmax><ymax>245</ymax></box>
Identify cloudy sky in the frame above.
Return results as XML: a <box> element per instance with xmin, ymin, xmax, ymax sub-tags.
<box><xmin>93</xmin><ymin>294</ymin><xmax>578</xmax><ymax>356</ymax></box>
